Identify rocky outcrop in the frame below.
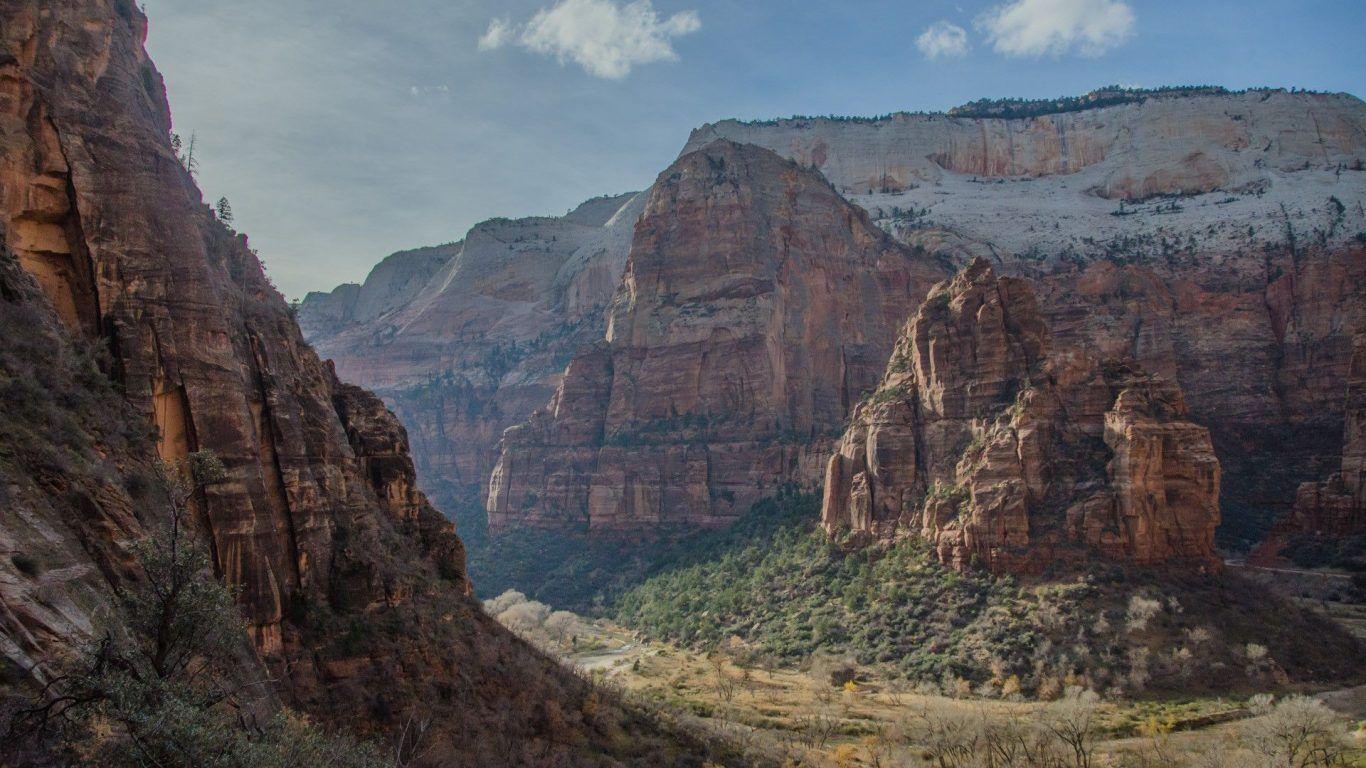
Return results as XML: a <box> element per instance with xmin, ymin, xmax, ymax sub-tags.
<box><xmin>487</xmin><ymin>140</ymin><xmax>951</xmax><ymax>533</ymax></box>
<box><xmin>0</xmin><ymin>2</ymin><xmax>686</xmax><ymax>762</ymax></box>
<box><xmin>821</xmin><ymin>260</ymin><xmax>1221</xmax><ymax>572</ymax></box>
<box><xmin>300</xmin><ymin>192</ymin><xmax>644</xmax><ymax>516</ymax></box>
<box><xmin>697</xmin><ymin>92</ymin><xmax>1366</xmax><ymax>548</ymax></box>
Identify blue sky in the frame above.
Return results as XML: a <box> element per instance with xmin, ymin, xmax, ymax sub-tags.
<box><xmin>143</xmin><ymin>0</ymin><xmax>1366</xmax><ymax>299</ymax></box>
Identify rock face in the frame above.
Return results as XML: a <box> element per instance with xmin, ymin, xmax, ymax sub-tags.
<box><xmin>694</xmin><ymin>91</ymin><xmax>1366</xmax><ymax>547</ymax></box>
<box><xmin>300</xmin><ymin>192</ymin><xmax>644</xmax><ymax>516</ymax></box>
<box><xmin>686</xmin><ymin>89</ymin><xmax>1365</xmax><ymax>202</ymax></box>
<box><xmin>0</xmin><ymin>2</ymin><xmax>671</xmax><ymax>762</ymax></box>
<box><xmin>1253</xmin><ymin>329</ymin><xmax>1366</xmax><ymax>559</ymax></box>
<box><xmin>298</xmin><ymin>242</ymin><xmax>458</xmax><ymax>339</ymax></box>
<box><xmin>486</xmin><ymin>140</ymin><xmax>950</xmax><ymax>532</ymax></box>
<box><xmin>821</xmin><ymin>260</ymin><xmax>1221</xmax><ymax>572</ymax></box>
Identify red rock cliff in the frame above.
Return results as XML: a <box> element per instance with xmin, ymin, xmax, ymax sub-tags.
<box><xmin>697</xmin><ymin>97</ymin><xmax>1366</xmax><ymax>549</ymax></box>
<box><xmin>1253</xmin><ymin>328</ymin><xmax>1366</xmax><ymax>560</ymax></box>
<box><xmin>0</xmin><ymin>2</ymin><xmax>679</xmax><ymax>762</ymax></box>
<box><xmin>821</xmin><ymin>260</ymin><xmax>1221</xmax><ymax>572</ymax></box>
<box><xmin>487</xmin><ymin>140</ymin><xmax>951</xmax><ymax>532</ymax></box>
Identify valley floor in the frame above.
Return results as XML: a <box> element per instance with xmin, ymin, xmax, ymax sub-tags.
<box><xmin>554</xmin><ymin>623</ymin><xmax>1366</xmax><ymax>766</ymax></box>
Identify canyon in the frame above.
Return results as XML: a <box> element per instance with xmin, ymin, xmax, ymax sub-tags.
<box><xmin>307</xmin><ymin>86</ymin><xmax>1366</xmax><ymax>554</ymax></box>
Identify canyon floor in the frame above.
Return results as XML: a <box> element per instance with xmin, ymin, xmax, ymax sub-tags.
<box><xmin>486</xmin><ymin>560</ymin><xmax>1366</xmax><ymax>767</ymax></box>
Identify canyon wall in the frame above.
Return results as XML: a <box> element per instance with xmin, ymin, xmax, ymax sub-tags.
<box><xmin>0</xmin><ymin>2</ymin><xmax>676</xmax><ymax>762</ymax></box>
<box><xmin>485</xmin><ymin>140</ymin><xmax>951</xmax><ymax>532</ymax></box>
<box><xmin>301</xmin><ymin>192</ymin><xmax>644</xmax><ymax>518</ymax></box>
<box><xmin>821</xmin><ymin>260</ymin><xmax>1221</xmax><ymax>572</ymax></box>
<box><xmin>1253</xmin><ymin>328</ymin><xmax>1365</xmax><ymax>560</ymax></box>
<box><xmin>694</xmin><ymin>91</ymin><xmax>1366</xmax><ymax>547</ymax></box>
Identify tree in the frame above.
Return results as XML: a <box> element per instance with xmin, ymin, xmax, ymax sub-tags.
<box><xmin>1045</xmin><ymin>688</ymin><xmax>1101</xmax><ymax>768</ymax></box>
<box><xmin>216</xmin><ymin>196</ymin><xmax>234</xmax><ymax>224</ymax></box>
<box><xmin>171</xmin><ymin>131</ymin><xmax>198</xmax><ymax>176</ymax></box>
<box><xmin>1244</xmin><ymin>696</ymin><xmax>1349</xmax><ymax>767</ymax></box>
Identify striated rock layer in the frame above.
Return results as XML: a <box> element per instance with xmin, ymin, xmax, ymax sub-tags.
<box><xmin>487</xmin><ymin>140</ymin><xmax>951</xmax><ymax>533</ymax></box>
<box><xmin>0</xmin><ymin>2</ymin><xmax>683</xmax><ymax>762</ymax></box>
<box><xmin>696</xmin><ymin>92</ymin><xmax>1366</xmax><ymax>547</ymax></box>
<box><xmin>300</xmin><ymin>192</ymin><xmax>645</xmax><ymax>516</ymax></box>
<box><xmin>822</xmin><ymin>260</ymin><xmax>1221</xmax><ymax>573</ymax></box>
<box><xmin>1253</xmin><ymin>329</ymin><xmax>1366</xmax><ymax>560</ymax></box>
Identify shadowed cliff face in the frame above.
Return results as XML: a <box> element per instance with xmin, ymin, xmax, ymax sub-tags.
<box><xmin>486</xmin><ymin>140</ymin><xmax>952</xmax><ymax>533</ymax></box>
<box><xmin>1253</xmin><ymin>328</ymin><xmax>1366</xmax><ymax>561</ymax></box>
<box><xmin>821</xmin><ymin>260</ymin><xmax>1221</xmax><ymax>573</ymax></box>
<box><xmin>0</xmin><ymin>3</ymin><xmax>718</xmax><ymax>763</ymax></box>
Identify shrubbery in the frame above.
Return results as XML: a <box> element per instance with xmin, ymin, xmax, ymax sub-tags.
<box><xmin>611</xmin><ymin>492</ymin><xmax>1365</xmax><ymax>697</ymax></box>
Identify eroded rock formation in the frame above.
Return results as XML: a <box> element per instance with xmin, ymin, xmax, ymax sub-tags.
<box><xmin>0</xmin><ymin>2</ymin><xmax>678</xmax><ymax>762</ymax></box>
<box><xmin>697</xmin><ymin>93</ymin><xmax>1366</xmax><ymax>547</ymax></box>
<box><xmin>300</xmin><ymin>192</ymin><xmax>645</xmax><ymax>516</ymax></box>
<box><xmin>487</xmin><ymin>140</ymin><xmax>950</xmax><ymax>532</ymax></box>
<box><xmin>821</xmin><ymin>260</ymin><xmax>1221</xmax><ymax>572</ymax></box>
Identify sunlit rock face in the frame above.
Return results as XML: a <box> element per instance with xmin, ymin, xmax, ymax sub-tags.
<box><xmin>487</xmin><ymin>140</ymin><xmax>952</xmax><ymax>533</ymax></box>
<box><xmin>693</xmin><ymin>91</ymin><xmax>1366</xmax><ymax>547</ymax></box>
<box><xmin>821</xmin><ymin>260</ymin><xmax>1221</xmax><ymax>573</ymax></box>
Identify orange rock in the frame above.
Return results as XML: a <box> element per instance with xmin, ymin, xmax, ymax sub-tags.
<box><xmin>488</xmin><ymin>140</ymin><xmax>950</xmax><ymax>533</ymax></box>
<box><xmin>822</xmin><ymin>260</ymin><xmax>1221</xmax><ymax>573</ymax></box>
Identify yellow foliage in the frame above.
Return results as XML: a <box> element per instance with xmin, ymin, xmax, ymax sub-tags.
<box><xmin>832</xmin><ymin>743</ymin><xmax>860</xmax><ymax>767</ymax></box>
<box><xmin>1001</xmin><ymin>674</ymin><xmax>1022</xmax><ymax>697</ymax></box>
<box><xmin>843</xmin><ymin>680</ymin><xmax>859</xmax><ymax>693</ymax></box>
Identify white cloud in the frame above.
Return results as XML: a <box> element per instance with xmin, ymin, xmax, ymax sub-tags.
<box><xmin>916</xmin><ymin>21</ymin><xmax>969</xmax><ymax>60</ymax></box>
<box><xmin>979</xmin><ymin>0</ymin><xmax>1134</xmax><ymax>57</ymax></box>
<box><xmin>478</xmin><ymin>18</ymin><xmax>515</xmax><ymax>51</ymax></box>
<box><xmin>477</xmin><ymin>0</ymin><xmax>701</xmax><ymax>80</ymax></box>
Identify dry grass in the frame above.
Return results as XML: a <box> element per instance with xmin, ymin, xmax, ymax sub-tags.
<box><xmin>547</xmin><ymin>622</ymin><xmax>1366</xmax><ymax>767</ymax></box>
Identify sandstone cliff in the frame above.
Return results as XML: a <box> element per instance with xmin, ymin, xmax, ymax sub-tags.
<box><xmin>301</xmin><ymin>192</ymin><xmax>644</xmax><ymax>519</ymax></box>
<box><xmin>1253</xmin><ymin>328</ymin><xmax>1366</xmax><ymax>560</ymax></box>
<box><xmin>693</xmin><ymin>91</ymin><xmax>1366</xmax><ymax>547</ymax></box>
<box><xmin>821</xmin><ymin>260</ymin><xmax>1221</xmax><ymax>572</ymax></box>
<box><xmin>486</xmin><ymin>140</ymin><xmax>950</xmax><ymax>532</ymax></box>
<box><xmin>0</xmin><ymin>2</ymin><xmax>701</xmax><ymax>763</ymax></box>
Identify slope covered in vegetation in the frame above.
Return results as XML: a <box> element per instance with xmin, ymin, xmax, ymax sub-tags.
<box><xmin>612</xmin><ymin>492</ymin><xmax>1364</xmax><ymax>698</ymax></box>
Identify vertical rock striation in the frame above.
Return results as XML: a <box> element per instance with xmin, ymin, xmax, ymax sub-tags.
<box><xmin>821</xmin><ymin>260</ymin><xmax>1221</xmax><ymax>572</ymax></box>
<box><xmin>696</xmin><ymin>93</ymin><xmax>1366</xmax><ymax>547</ymax></box>
<box><xmin>300</xmin><ymin>192</ymin><xmax>645</xmax><ymax>516</ymax></box>
<box><xmin>487</xmin><ymin>140</ymin><xmax>951</xmax><ymax>533</ymax></box>
<box><xmin>1253</xmin><ymin>329</ymin><xmax>1366</xmax><ymax>560</ymax></box>
<box><xmin>0</xmin><ymin>3</ymin><xmax>684</xmax><ymax>762</ymax></box>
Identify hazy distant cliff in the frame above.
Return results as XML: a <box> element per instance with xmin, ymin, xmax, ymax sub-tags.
<box><xmin>300</xmin><ymin>192</ymin><xmax>644</xmax><ymax>520</ymax></box>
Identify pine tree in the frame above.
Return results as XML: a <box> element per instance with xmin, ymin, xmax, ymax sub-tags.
<box><xmin>215</xmin><ymin>196</ymin><xmax>233</xmax><ymax>224</ymax></box>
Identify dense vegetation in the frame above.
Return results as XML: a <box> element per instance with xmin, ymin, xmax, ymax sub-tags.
<box><xmin>611</xmin><ymin>492</ymin><xmax>1364</xmax><ymax>698</ymax></box>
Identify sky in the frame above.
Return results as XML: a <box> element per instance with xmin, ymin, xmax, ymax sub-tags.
<box><xmin>142</xmin><ymin>0</ymin><xmax>1366</xmax><ymax>300</ymax></box>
